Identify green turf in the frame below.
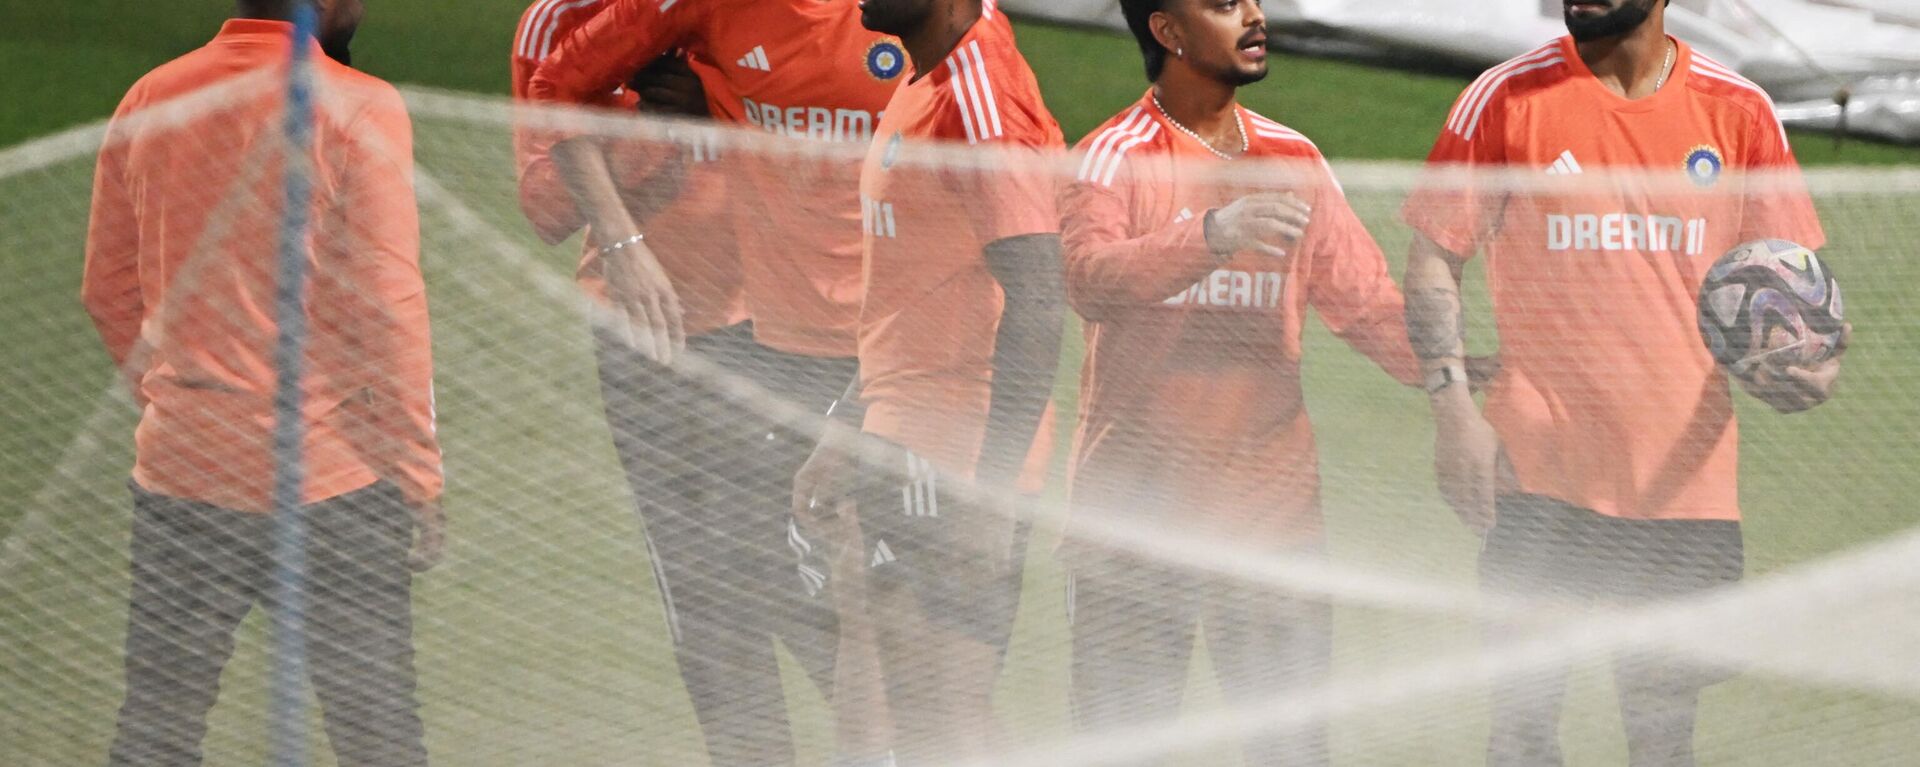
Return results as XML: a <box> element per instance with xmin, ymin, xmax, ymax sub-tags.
<box><xmin>3</xmin><ymin>5</ymin><xmax>1919</xmax><ymax>767</ymax></box>
<box><xmin>6</xmin><ymin>6</ymin><xmax>1919</xmax><ymax>161</ymax></box>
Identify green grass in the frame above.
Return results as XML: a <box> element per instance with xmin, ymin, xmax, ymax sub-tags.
<box><xmin>4</xmin><ymin>5</ymin><xmax>1920</xmax><ymax>766</ymax></box>
<box><xmin>7</xmin><ymin>6</ymin><xmax>1920</xmax><ymax>161</ymax></box>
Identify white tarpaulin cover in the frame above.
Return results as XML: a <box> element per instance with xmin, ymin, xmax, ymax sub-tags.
<box><xmin>1004</xmin><ymin>0</ymin><xmax>1920</xmax><ymax>143</ymax></box>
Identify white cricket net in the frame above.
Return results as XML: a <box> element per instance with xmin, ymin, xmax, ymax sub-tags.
<box><xmin>2</xmin><ymin>76</ymin><xmax>1919</xmax><ymax>767</ymax></box>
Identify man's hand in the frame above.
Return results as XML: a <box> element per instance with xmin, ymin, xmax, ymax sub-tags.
<box><xmin>630</xmin><ymin>55</ymin><xmax>709</xmax><ymax>117</ymax></box>
<box><xmin>550</xmin><ymin>137</ymin><xmax>684</xmax><ymax>363</ymax></box>
<box><xmin>793</xmin><ymin>424</ymin><xmax>860</xmax><ymax>532</ymax></box>
<box><xmin>1205</xmin><ymin>192</ymin><xmax>1312</xmax><ymax>260</ymax></box>
<box><xmin>1738</xmin><ymin>323</ymin><xmax>1849</xmax><ymax>414</ymax></box>
<box><xmin>599</xmin><ymin>235</ymin><xmax>686</xmax><ymax>364</ymax></box>
<box><xmin>1432</xmin><ymin>388</ymin><xmax>1499</xmax><ymax>534</ymax></box>
<box><xmin>1466</xmin><ymin>354</ymin><xmax>1501</xmax><ymax>394</ymax></box>
<box><xmin>408</xmin><ymin>497</ymin><xmax>446</xmax><ymax>573</ymax></box>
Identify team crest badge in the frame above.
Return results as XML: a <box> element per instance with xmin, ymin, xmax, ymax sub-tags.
<box><xmin>882</xmin><ymin>133</ymin><xmax>903</xmax><ymax>169</ymax></box>
<box><xmin>866</xmin><ymin>40</ymin><xmax>906</xmax><ymax>81</ymax></box>
<box><xmin>1685</xmin><ymin>145</ymin><xmax>1724</xmax><ymax>188</ymax></box>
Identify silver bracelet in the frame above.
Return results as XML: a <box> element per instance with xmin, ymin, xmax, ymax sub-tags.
<box><xmin>596</xmin><ymin>233</ymin><xmax>645</xmax><ymax>256</ymax></box>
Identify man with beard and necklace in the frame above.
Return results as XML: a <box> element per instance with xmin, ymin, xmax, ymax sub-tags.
<box><xmin>1401</xmin><ymin>0</ymin><xmax>1844</xmax><ymax>765</ymax></box>
<box><xmin>789</xmin><ymin>0</ymin><xmax>1064</xmax><ymax>761</ymax></box>
<box><xmin>84</xmin><ymin>0</ymin><xmax>443</xmax><ymax>764</ymax></box>
<box><xmin>1055</xmin><ymin>0</ymin><xmax>1422</xmax><ymax>763</ymax></box>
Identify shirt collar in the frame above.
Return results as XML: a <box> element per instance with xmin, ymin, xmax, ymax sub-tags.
<box><xmin>216</xmin><ymin>18</ymin><xmax>297</xmax><ymax>41</ymax></box>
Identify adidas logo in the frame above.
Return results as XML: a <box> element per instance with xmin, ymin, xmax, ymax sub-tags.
<box><xmin>870</xmin><ymin>539</ymin><xmax>897</xmax><ymax>569</ymax></box>
<box><xmin>736</xmin><ymin>45</ymin><xmax>771</xmax><ymax>72</ymax></box>
<box><xmin>1546</xmin><ymin>149</ymin><xmax>1584</xmax><ymax>176</ymax></box>
<box><xmin>796</xmin><ymin>563</ymin><xmax>827</xmax><ymax>597</ymax></box>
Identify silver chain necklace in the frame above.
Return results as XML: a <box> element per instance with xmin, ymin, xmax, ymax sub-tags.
<box><xmin>1653</xmin><ymin>39</ymin><xmax>1676</xmax><ymax>92</ymax></box>
<box><xmin>1151</xmin><ymin>93</ymin><xmax>1247</xmax><ymax>161</ymax></box>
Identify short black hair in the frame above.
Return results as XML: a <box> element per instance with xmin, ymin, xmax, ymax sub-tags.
<box><xmin>237</xmin><ymin>0</ymin><xmax>296</xmax><ymax>19</ymax></box>
<box><xmin>1120</xmin><ymin>0</ymin><xmax>1169</xmax><ymax>82</ymax></box>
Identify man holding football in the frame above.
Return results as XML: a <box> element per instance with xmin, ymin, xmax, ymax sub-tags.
<box><xmin>1402</xmin><ymin>0</ymin><xmax>1849</xmax><ymax>765</ymax></box>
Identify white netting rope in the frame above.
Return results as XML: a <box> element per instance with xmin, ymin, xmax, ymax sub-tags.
<box><xmin>2</xmin><ymin>82</ymin><xmax>1916</xmax><ymax>766</ymax></box>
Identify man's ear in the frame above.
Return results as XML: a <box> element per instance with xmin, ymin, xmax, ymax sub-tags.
<box><xmin>1149</xmin><ymin>11</ymin><xmax>1183</xmax><ymax>61</ymax></box>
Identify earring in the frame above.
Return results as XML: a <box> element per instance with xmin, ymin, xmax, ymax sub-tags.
<box><xmin>1176</xmin><ymin>47</ymin><xmax>1183</xmax><ymax>58</ymax></box>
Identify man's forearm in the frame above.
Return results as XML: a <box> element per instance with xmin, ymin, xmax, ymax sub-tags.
<box><xmin>1406</xmin><ymin>235</ymin><xmax>1487</xmax><ymax>420</ymax></box>
<box><xmin>979</xmin><ymin>235</ymin><xmax>1066</xmax><ymax>489</ymax></box>
<box><xmin>1405</xmin><ymin>235</ymin><xmax>1469</xmax><ymax>369</ymax></box>
<box><xmin>551</xmin><ymin>137</ymin><xmax>639</xmax><ymax>245</ymax></box>
<box><xmin>826</xmin><ymin>377</ymin><xmax>864</xmax><ymax>426</ymax></box>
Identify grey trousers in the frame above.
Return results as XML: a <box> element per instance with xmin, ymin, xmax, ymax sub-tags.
<box><xmin>1481</xmin><ymin>494</ymin><xmax>1744</xmax><ymax>767</ymax></box>
<box><xmin>594</xmin><ymin>323</ymin><xmax>849</xmax><ymax>766</ymax></box>
<box><xmin>107</xmin><ymin>481</ymin><xmax>425</xmax><ymax>767</ymax></box>
<box><xmin>1069</xmin><ymin>556</ymin><xmax>1333</xmax><ymax>767</ymax></box>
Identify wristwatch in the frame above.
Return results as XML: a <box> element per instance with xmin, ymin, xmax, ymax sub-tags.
<box><xmin>1424</xmin><ymin>363</ymin><xmax>1469</xmax><ymax>395</ymax></box>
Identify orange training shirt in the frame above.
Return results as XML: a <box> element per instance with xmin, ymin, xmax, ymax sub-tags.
<box><xmin>82</xmin><ymin>19</ymin><xmax>442</xmax><ymax>512</ymax></box>
<box><xmin>529</xmin><ymin>0</ymin><xmax>901</xmax><ymax>357</ymax></box>
<box><xmin>1061</xmin><ymin>91</ymin><xmax>1419</xmax><ymax>549</ymax></box>
<box><xmin>856</xmin><ymin>9</ymin><xmax>1064</xmax><ymax>475</ymax></box>
<box><xmin>1400</xmin><ymin>36</ymin><xmax>1824</xmax><ymax>521</ymax></box>
<box><xmin>511</xmin><ymin>0</ymin><xmax>744</xmax><ymax>336</ymax></box>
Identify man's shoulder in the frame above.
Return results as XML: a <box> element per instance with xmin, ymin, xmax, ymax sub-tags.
<box><xmin>515</xmin><ymin>0</ymin><xmax>616</xmax><ymax>62</ymax></box>
<box><xmin>324</xmin><ymin>62</ymin><xmax>403</xmax><ymax>105</ymax></box>
<box><xmin>317</xmin><ymin>62</ymin><xmax>409</xmax><ymax>133</ymax></box>
<box><xmin>976</xmin><ymin>12</ymin><xmax>1046</xmax><ymax>98</ymax></box>
<box><xmin>1471</xmin><ymin>40</ymin><xmax>1577</xmax><ymax>95</ymax></box>
<box><xmin>1684</xmin><ymin>52</ymin><xmax>1777</xmax><ymax>121</ymax></box>
<box><xmin>1073</xmin><ymin>103</ymin><xmax>1158</xmax><ymax>152</ymax></box>
<box><xmin>924</xmin><ymin>31</ymin><xmax>1060</xmax><ymax>148</ymax></box>
<box><xmin>1445</xmin><ymin>40</ymin><xmax>1576</xmax><ymax>135</ymax></box>
<box><xmin>117</xmin><ymin>45</ymin><xmax>225</xmax><ymax>112</ymax></box>
<box><xmin>1071</xmin><ymin>104</ymin><xmax>1166</xmax><ymax>188</ymax></box>
<box><xmin>1241</xmin><ymin>109</ymin><xmax>1325</xmax><ymax>160</ymax></box>
<box><xmin>527</xmin><ymin>0</ymin><xmax>721</xmax><ymax>55</ymax></box>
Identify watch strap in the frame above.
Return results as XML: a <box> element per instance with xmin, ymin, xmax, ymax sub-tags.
<box><xmin>1424</xmin><ymin>363</ymin><xmax>1469</xmax><ymax>395</ymax></box>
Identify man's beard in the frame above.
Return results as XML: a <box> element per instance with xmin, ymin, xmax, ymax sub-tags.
<box><xmin>321</xmin><ymin>30</ymin><xmax>355</xmax><ymax>67</ymax></box>
<box><xmin>322</xmin><ymin>41</ymin><xmax>353</xmax><ymax>67</ymax></box>
<box><xmin>1565</xmin><ymin>0</ymin><xmax>1655</xmax><ymax>42</ymax></box>
<box><xmin>859</xmin><ymin>0</ymin><xmax>928</xmax><ymax>37</ymax></box>
<box><xmin>1223</xmin><ymin>65</ymin><xmax>1269</xmax><ymax>87</ymax></box>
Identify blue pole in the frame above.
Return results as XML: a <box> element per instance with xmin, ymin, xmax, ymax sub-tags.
<box><xmin>269</xmin><ymin>4</ymin><xmax>319</xmax><ymax>766</ymax></box>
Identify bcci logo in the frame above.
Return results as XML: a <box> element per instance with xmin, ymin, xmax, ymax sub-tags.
<box><xmin>1685</xmin><ymin>145</ymin><xmax>1724</xmax><ymax>188</ymax></box>
<box><xmin>866</xmin><ymin>40</ymin><xmax>905</xmax><ymax>81</ymax></box>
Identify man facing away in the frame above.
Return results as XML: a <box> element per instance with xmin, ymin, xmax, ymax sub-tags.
<box><xmin>83</xmin><ymin>1</ymin><xmax>443</xmax><ymax>765</ymax></box>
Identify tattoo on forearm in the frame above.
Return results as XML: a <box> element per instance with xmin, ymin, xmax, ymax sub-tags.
<box><xmin>1407</xmin><ymin>288</ymin><xmax>1465</xmax><ymax>361</ymax></box>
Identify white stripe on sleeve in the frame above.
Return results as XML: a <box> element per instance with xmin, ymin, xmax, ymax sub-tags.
<box><xmin>966</xmin><ymin>41</ymin><xmax>1004</xmax><ymax>139</ymax></box>
<box><xmin>1100</xmin><ymin>122</ymin><xmax>1161</xmax><ymax>187</ymax></box>
<box><xmin>947</xmin><ymin>55</ymin><xmax>980</xmax><ymax>145</ymax></box>
<box><xmin>1077</xmin><ymin>109</ymin><xmax>1148</xmax><ymax>182</ymax></box>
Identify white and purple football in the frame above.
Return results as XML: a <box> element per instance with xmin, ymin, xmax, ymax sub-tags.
<box><xmin>1697</xmin><ymin>239</ymin><xmax>1845</xmax><ymax>381</ymax></box>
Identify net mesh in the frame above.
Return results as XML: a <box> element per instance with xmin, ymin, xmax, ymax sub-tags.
<box><xmin>3</xmin><ymin>79</ymin><xmax>1919</xmax><ymax>767</ymax></box>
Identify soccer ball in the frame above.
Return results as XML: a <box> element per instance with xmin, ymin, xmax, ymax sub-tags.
<box><xmin>1697</xmin><ymin>239</ymin><xmax>1845</xmax><ymax>380</ymax></box>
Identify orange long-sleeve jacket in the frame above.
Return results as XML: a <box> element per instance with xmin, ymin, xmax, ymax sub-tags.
<box><xmin>83</xmin><ymin>19</ymin><xmax>442</xmax><ymax>512</ymax></box>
